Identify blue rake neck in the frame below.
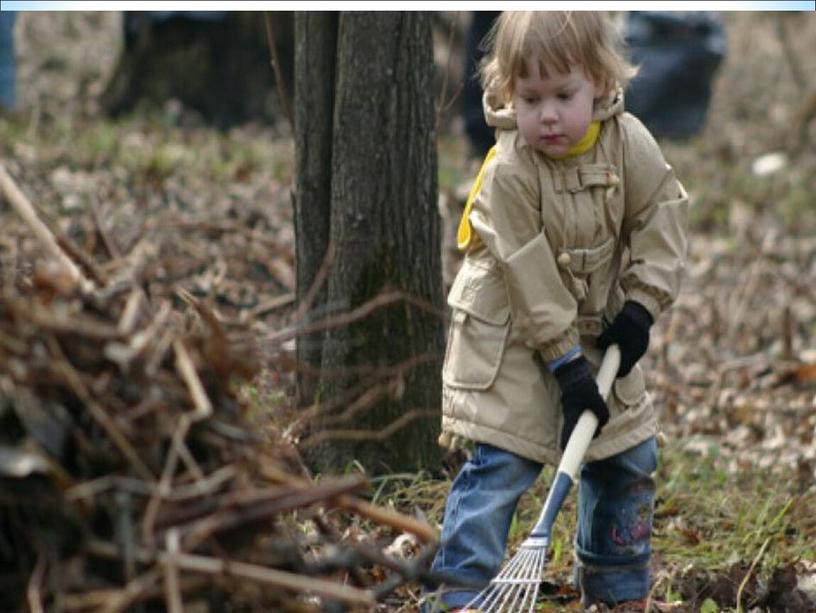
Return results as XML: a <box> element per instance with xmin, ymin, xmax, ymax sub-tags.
<box><xmin>530</xmin><ymin>470</ymin><xmax>574</xmax><ymax>539</ymax></box>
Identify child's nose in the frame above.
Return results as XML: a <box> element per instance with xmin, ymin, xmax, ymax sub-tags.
<box><xmin>539</xmin><ymin>103</ymin><xmax>557</xmax><ymax>124</ymax></box>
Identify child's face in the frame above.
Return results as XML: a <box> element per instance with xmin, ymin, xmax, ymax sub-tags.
<box><xmin>513</xmin><ymin>58</ymin><xmax>603</xmax><ymax>158</ymax></box>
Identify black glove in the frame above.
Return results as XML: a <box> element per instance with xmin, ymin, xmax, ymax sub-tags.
<box><xmin>553</xmin><ymin>356</ymin><xmax>610</xmax><ymax>450</ymax></box>
<box><xmin>597</xmin><ymin>301</ymin><xmax>654</xmax><ymax>378</ymax></box>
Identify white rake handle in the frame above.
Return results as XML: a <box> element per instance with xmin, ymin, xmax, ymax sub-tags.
<box><xmin>528</xmin><ymin>344</ymin><xmax>621</xmax><ymax>540</ymax></box>
<box><xmin>559</xmin><ymin>344</ymin><xmax>620</xmax><ymax>481</ymax></box>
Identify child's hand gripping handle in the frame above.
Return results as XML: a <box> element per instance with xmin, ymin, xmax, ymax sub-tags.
<box><xmin>559</xmin><ymin>344</ymin><xmax>620</xmax><ymax>481</ymax></box>
<box><xmin>527</xmin><ymin>345</ymin><xmax>620</xmax><ymax>541</ymax></box>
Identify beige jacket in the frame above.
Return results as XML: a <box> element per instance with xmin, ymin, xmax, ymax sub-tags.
<box><xmin>440</xmin><ymin>87</ymin><xmax>689</xmax><ymax>465</ymax></box>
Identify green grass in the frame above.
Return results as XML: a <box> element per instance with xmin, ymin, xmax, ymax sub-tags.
<box><xmin>654</xmin><ymin>443</ymin><xmax>815</xmax><ymax>572</ymax></box>
<box><xmin>371</xmin><ymin>441</ymin><xmax>815</xmax><ymax>610</ymax></box>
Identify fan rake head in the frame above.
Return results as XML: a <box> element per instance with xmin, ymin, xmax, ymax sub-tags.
<box><xmin>465</xmin><ymin>537</ymin><xmax>549</xmax><ymax>613</ymax></box>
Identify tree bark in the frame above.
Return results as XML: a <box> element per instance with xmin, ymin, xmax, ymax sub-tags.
<box><xmin>293</xmin><ymin>13</ymin><xmax>338</xmax><ymax>407</ymax></box>
<box><xmin>294</xmin><ymin>12</ymin><xmax>444</xmax><ymax>475</ymax></box>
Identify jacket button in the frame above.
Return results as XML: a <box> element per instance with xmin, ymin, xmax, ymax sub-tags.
<box><xmin>557</xmin><ymin>252</ymin><xmax>571</xmax><ymax>268</ymax></box>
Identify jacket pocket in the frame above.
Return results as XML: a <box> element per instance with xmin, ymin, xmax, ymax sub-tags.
<box><xmin>442</xmin><ymin>259</ymin><xmax>511</xmax><ymax>390</ymax></box>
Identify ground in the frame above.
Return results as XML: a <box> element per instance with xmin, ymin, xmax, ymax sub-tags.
<box><xmin>1</xmin><ymin>10</ymin><xmax>815</xmax><ymax>613</ymax></box>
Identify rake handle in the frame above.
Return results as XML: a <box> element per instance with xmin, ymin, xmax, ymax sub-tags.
<box><xmin>559</xmin><ymin>344</ymin><xmax>621</xmax><ymax>480</ymax></box>
<box><xmin>530</xmin><ymin>345</ymin><xmax>621</xmax><ymax>539</ymax></box>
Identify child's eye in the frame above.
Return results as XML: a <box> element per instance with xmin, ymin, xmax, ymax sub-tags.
<box><xmin>557</xmin><ymin>92</ymin><xmax>574</xmax><ymax>101</ymax></box>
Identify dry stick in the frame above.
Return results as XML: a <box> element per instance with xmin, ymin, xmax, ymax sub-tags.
<box><xmin>142</xmin><ymin>339</ymin><xmax>220</xmax><ymax>543</ymax></box>
<box><xmin>260</xmin><ymin>462</ymin><xmax>438</xmax><ymax>544</ymax></box>
<box><xmin>67</xmin><ymin>465</ymin><xmax>237</xmax><ymax>503</ymax></box>
<box><xmin>142</xmin><ymin>415</ymin><xmax>192</xmax><ymax>547</ymax></box>
<box><xmin>301</xmin><ymin>408</ymin><xmax>438</xmax><ymax>447</ymax></box>
<box><xmin>173</xmin><ymin>338</ymin><xmax>213</xmax><ymax>421</ymax></box>
<box><xmin>267</xmin><ymin>289</ymin><xmax>447</xmax><ymax>346</ymax></box>
<box><xmin>264</xmin><ymin>12</ymin><xmax>295</xmax><ymax>134</ymax></box>
<box><xmin>117</xmin><ymin>288</ymin><xmax>146</xmax><ymax>335</ymax></box>
<box><xmin>178</xmin><ymin>478</ymin><xmax>369</xmax><ymax>551</ymax></box>
<box><xmin>99</xmin><ymin>567</ymin><xmax>163</xmax><ymax>613</ymax></box>
<box><xmin>48</xmin><ymin>337</ymin><xmax>155</xmax><ymax>482</ymax></box>
<box><xmin>736</xmin><ymin>536</ymin><xmax>771</xmax><ymax>613</ymax></box>
<box><xmin>291</xmin><ymin>240</ymin><xmax>336</xmax><ymax>324</ymax></box>
<box><xmin>90</xmin><ymin>194</ymin><xmax>123</xmax><ymax>260</ymax></box>
<box><xmin>310</xmin><ymin>379</ymin><xmax>396</xmax><ymax>428</ymax></box>
<box><xmin>26</xmin><ymin>542</ymin><xmax>47</xmax><ymax>613</ymax></box>
<box><xmin>163</xmin><ymin>530</ymin><xmax>184</xmax><ymax>613</ymax></box>
<box><xmin>9</xmin><ymin>296</ymin><xmax>124</xmax><ymax>340</ymax></box>
<box><xmin>246</xmin><ymin>291</ymin><xmax>296</xmax><ymax>320</ymax></box>
<box><xmin>167</xmin><ymin>551</ymin><xmax>376</xmax><ymax>606</ymax></box>
<box><xmin>106</xmin><ymin>300</ymin><xmax>171</xmax><ymax>368</ymax></box>
<box><xmin>0</xmin><ymin>162</ymin><xmax>93</xmax><ymax>292</ymax></box>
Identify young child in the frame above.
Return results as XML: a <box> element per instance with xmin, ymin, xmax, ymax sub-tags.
<box><xmin>427</xmin><ymin>12</ymin><xmax>688</xmax><ymax>611</ymax></box>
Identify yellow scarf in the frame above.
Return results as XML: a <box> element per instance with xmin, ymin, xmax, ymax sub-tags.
<box><xmin>457</xmin><ymin>121</ymin><xmax>601</xmax><ymax>251</ymax></box>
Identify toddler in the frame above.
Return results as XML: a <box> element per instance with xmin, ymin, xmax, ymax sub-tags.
<box><xmin>428</xmin><ymin>11</ymin><xmax>688</xmax><ymax>611</ymax></box>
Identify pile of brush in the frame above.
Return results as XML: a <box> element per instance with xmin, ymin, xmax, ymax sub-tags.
<box><xmin>0</xmin><ymin>165</ymin><xmax>437</xmax><ymax>612</ymax></box>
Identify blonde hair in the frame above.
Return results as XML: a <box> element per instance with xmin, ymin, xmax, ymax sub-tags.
<box><xmin>480</xmin><ymin>12</ymin><xmax>637</xmax><ymax>104</ymax></box>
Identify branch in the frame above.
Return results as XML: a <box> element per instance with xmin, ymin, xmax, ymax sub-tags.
<box><xmin>0</xmin><ymin>162</ymin><xmax>94</xmax><ymax>292</ymax></box>
<box><xmin>264</xmin><ymin>12</ymin><xmax>295</xmax><ymax>134</ymax></box>
<box><xmin>166</xmin><ymin>551</ymin><xmax>376</xmax><ymax>606</ymax></box>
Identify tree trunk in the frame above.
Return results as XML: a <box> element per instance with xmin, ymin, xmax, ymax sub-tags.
<box><xmin>293</xmin><ymin>13</ymin><xmax>337</xmax><ymax>407</ymax></box>
<box><xmin>293</xmin><ymin>12</ymin><xmax>444</xmax><ymax>475</ymax></box>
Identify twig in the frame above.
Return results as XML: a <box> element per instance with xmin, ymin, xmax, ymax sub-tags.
<box><xmin>173</xmin><ymin>339</ymin><xmax>213</xmax><ymax>421</ymax></box>
<box><xmin>266</xmin><ymin>290</ymin><xmax>446</xmax><ymax>346</ymax></box>
<box><xmin>0</xmin><ymin>162</ymin><xmax>93</xmax><ymax>292</ymax></box>
<box><xmin>67</xmin><ymin>465</ymin><xmax>237</xmax><ymax>502</ymax></box>
<box><xmin>301</xmin><ymin>408</ymin><xmax>438</xmax><ymax>447</ymax></box>
<box><xmin>105</xmin><ymin>300</ymin><xmax>171</xmax><ymax>369</ymax></box>
<box><xmin>179</xmin><ymin>477</ymin><xmax>369</xmax><ymax>549</ymax></box>
<box><xmin>163</xmin><ymin>530</ymin><xmax>184</xmax><ymax>613</ymax></box>
<box><xmin>264</xmin><ymin>12</ymin><xmax>295</xmax><ymax>134</ymax></box>
<box><xmin>245</xmin><ymin>292</ymin><xmax>295</xmax><ymax>320</ymax></box>
<box><xmin>48</xmin><ymin>336</ymin><xmax>155</xmax><ymax>482</ymax></box>
<box><xmin>116</xmin><ymin>287</ymin><xmax>146</xmax><ymax>335</ymax></box>
<box><xmin>336</xmin><ymin>492</ymin><xmax>438</xmax><ymax>544</ymax></box>
<box><xmin>259</xmin><ymin>462</ymin><xmax>438</xmax><ymax>544</ymax></box>
<box><xmin>142</xmin><ymin>414</ymin><xmax>194</xmax><ymax>547</ymax></box>
<box><xmin>90</xmin><ymin>194</ymin><xmax>122</xmax><ymax>260</ymax></box>
<box><xmin>167</xmin><ymin>551</ymin><xmax>377</xmax><ymax>606</ymax></box>
<box><xmin>736</xmin><ymin>536</ymin><xmax>771</xmax><ymax>613</ymax></box>
<box><xmin>26</xmin><ymin>541</ymin><xmax>47</xmax><ymax>613</ymax></box>
<box><xmin>7</xmin><ymin>295</ymin><xmax>124</xmax><ymax>340</ymax></box>
<box><xmin>291</xmin><ymin>240</ymin><xmax>335</xmax><ymax>324</ymax></box>
<box><xmin>99</xmin><ymin>567</ymin><xmax>163</xmax><ymax>613</ymax></box>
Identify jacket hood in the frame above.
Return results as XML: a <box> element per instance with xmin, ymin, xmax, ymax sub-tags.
<box><xmin>483</xmin><ymin>83</ymin><xmax>625</xmax><ymax>130</ymax></box>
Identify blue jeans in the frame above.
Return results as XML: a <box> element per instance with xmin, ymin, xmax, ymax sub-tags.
<box><xmin>424</xmin><ymin>438</ymin><xmax>658</xmax><ymax>611</ymax></box>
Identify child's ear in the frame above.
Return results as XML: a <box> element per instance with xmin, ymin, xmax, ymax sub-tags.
<box><xmin>593</xmin><ymin>80</ymin><xmax>608</xmax><ymax>100</ymax></box>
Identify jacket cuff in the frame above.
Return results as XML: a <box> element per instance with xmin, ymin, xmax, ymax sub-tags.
<box><xmin>538</xmin><ymin>326</ymin><xmax>580</xmax><ymax>362</ymax></box>
<box><xmin>623</xmin><ymin>289</ymin><xmax>662</xmax><ymax>323</ymax></box>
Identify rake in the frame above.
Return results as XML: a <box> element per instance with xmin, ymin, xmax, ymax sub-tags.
<box><xmin>465</xmin><ymin>344</ymin><xmax>621</xmax><ymax>612</ymax></box>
